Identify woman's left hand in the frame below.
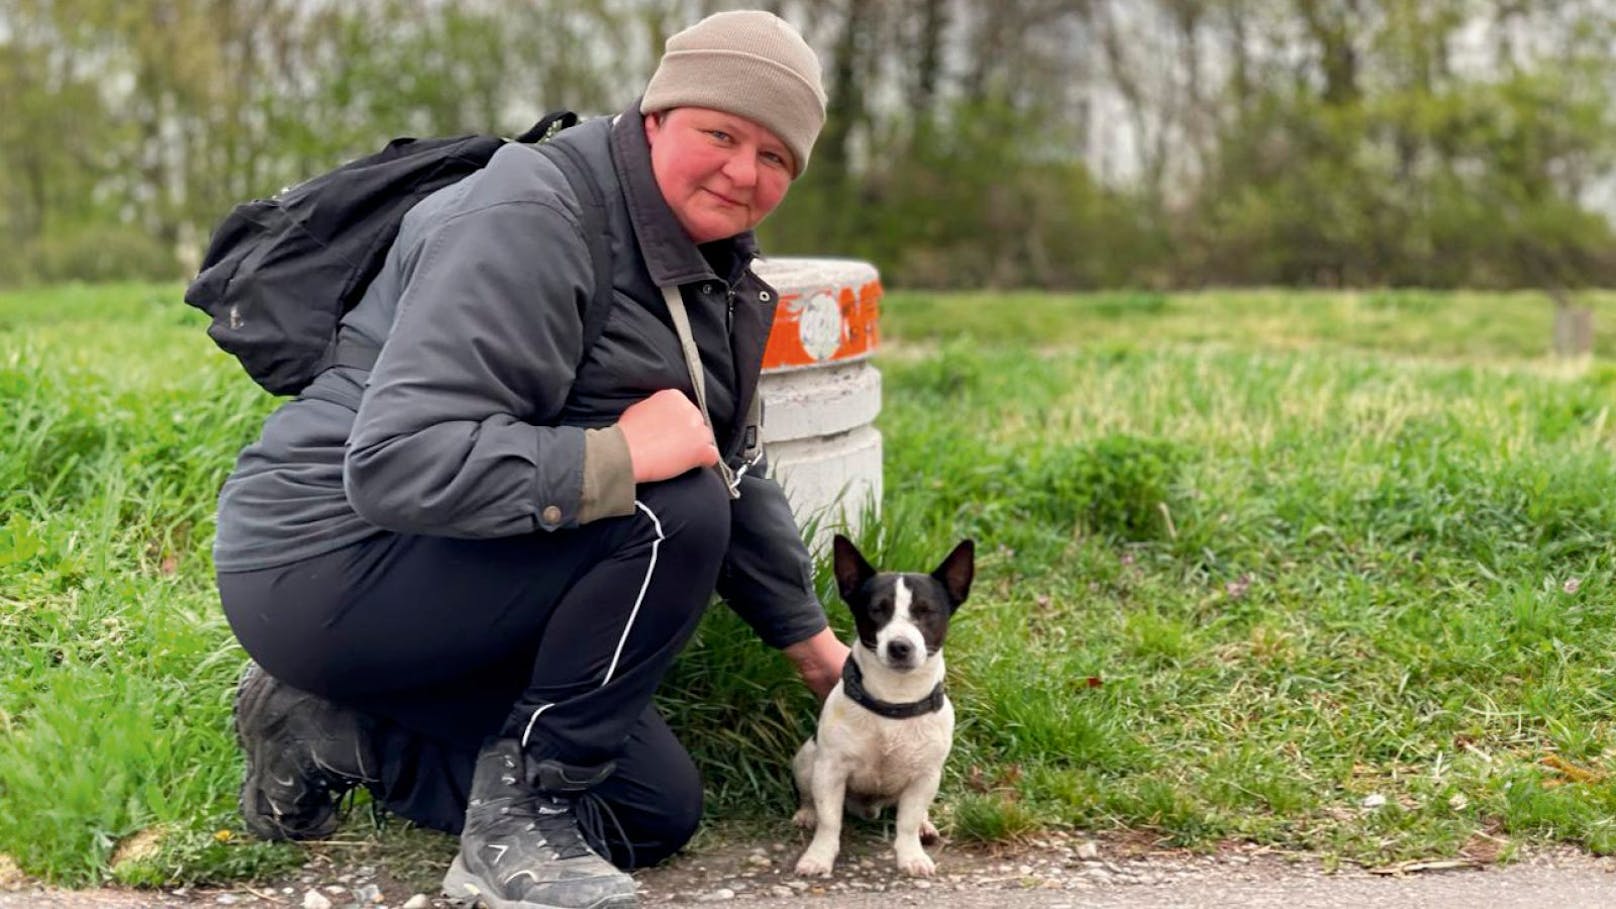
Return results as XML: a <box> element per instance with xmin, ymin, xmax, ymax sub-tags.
<box><xmin>783</xmin><ymin>626</ymin><xmax>849</xmax><ymax>702</ymax></box>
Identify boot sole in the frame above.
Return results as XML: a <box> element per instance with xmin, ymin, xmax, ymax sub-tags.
<box><xmin>442</xmin><ymin>855</ymin><xmax>638</xmax><ymax>909</ymax></box>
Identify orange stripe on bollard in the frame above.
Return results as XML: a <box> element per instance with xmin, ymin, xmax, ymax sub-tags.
<box><xmin>762</xmin><ymin>278</ymin><xmax>883</xmax><ymax>370</ymax></box>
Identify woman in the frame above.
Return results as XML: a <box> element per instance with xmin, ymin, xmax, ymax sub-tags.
<box><xmin>214</xmin><ymin>11</ymin><xmax>845</xmax><ymax>909</ymax></box>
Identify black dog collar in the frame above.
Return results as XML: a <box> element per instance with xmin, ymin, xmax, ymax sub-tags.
<box><xmin>841</xmin><ymin>656</ymin><xmax>946</xmax><ymax>719</ymax></box>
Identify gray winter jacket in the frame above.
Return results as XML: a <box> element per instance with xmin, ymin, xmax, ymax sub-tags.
<box><xmin>214</xmin><ymin>104</ymin><xmax>827</xmax><ymax>650</ymax></box>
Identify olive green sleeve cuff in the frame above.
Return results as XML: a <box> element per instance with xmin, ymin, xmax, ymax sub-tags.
<box><xmin>579</xmin><ymin>426</ymin><xmax>636</xmax><ymax>524</ymax></box>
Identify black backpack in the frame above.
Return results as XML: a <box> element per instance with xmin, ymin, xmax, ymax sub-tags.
<box><xmin>185</xmin><ymin>111</ymin><xmax>613</xmax><ymax>396</ymax></box>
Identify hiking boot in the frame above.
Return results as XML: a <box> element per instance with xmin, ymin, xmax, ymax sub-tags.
<box><xmin>442</xmin><ymin>738</ymin><xmax>637</xmax><ymax>909</ymax></box>
<box><xmin>233</xmin><ymin>660</ymin><xmax>379</xmax><ymax>840</ymax></box>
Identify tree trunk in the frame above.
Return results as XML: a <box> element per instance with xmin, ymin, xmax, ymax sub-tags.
<box><xmin>910</xmin><ymin>0</ymin><xmax>947</xmax><ymax>125</ymax></box>
<box><xmin>1551</xmin><ymin>296</ymin><xmax>1594</xmax><ymax>357</ymax></box>
<box><xmin>1296</xmin><ymin>0</ymin><xmax>1362</xmax><ymax>107</ymax></box>
<box><xmin>819</xmin><ymin>0</ymin><xmax>875</xmax><ymax>178</ymax></box>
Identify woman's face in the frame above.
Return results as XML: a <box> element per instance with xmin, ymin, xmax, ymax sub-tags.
<box><xmin>644</xmin><ymin>107</ymin><xmax>795</xmax><ymax>245</ymax></box>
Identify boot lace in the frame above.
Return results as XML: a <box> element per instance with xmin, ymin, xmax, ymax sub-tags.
<box><xmin>505</xmin><ymin>791</ymin><xmax>595</xmax><ymax>860</ymax></box>
<box><xmin>576</xmin><ymin>792</ymin><xmax>636</xmax><ymax>870</ymax></box>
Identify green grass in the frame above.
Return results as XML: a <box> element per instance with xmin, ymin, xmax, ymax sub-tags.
<box><xmin>2</xmin><ymin>283</ymin><xmax>1614</xmax><ymax>884</ymax></box>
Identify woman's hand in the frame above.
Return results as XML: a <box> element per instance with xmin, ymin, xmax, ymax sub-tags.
<box><xmin>616</xmin><ymin>389</ymin><xmax>720</xmax><ymax>483</ymax></box>
<box><xmin>783</xmin><ymin>627</ymin><xmax>850</xmax><ymax>703</ymax></box>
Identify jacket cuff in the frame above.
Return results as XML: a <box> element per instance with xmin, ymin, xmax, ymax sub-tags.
<box><xmin>579</xmin><ymin>426</ymin><xmax>636</xmax><ymax>523</ymax></box>
<box><xmin>772</xmin><ymin>614</ymin><xmax>831</xmax><ymax>651</ymax></box>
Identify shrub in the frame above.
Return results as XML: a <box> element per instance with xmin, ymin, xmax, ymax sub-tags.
<box><xmin>1018</xmin><ymin>434</ymin><xmax>1185</xmax><ymax>541</ymax></box>
<box><xmin>25</xmin><ymin>227</ymin><xmax>182</xmax><ymax>285</ymax></box>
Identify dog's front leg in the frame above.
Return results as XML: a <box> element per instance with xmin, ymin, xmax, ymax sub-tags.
<box><xmin>794</xmin><ymin>761</ymin><xmax>848</xmax><ymax>876</ymax></box>
<box><xmin>893</xmin><ymin>768</ymin><xmax>943</xmax><ymax>876</ymax></box>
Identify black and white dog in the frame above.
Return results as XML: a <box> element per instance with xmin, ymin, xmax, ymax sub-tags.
<box><xmin>793</xmin><ymin>534</ymin><xmax>975</xmax><ymax>877</ymax></box>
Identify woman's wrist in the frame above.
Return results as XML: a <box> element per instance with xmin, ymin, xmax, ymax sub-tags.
<box><xmin>785</xmin><ymin>627</ymin><xmax>843</xmax><ymax>666</ymax></box>
<box><xmin>785</xmin><ymin>627</ymin><xmax>849</xmax><ymax>701</ymax></box>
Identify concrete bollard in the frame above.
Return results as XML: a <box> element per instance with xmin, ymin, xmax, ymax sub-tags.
<box><xmin>751</xmin><ymin>257</ymin><xmax>882</xmax><ymax>550</ymax></box>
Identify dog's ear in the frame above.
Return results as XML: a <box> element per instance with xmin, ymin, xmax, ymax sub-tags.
<box><xmin>833</xmin><ymin>534</ymin><xmax>877</xmax><ymax>604</ymax></box>
<box><xmin>931</xmin><ymin>539</ymin><xmax>975</xmax><ymax>611</ymax></box>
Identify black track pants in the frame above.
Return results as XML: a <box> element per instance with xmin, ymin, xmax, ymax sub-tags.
<box><xmin>219</xmin><ymin>468</ymin><xmax>730</xmax><ymax>867</ymax></box>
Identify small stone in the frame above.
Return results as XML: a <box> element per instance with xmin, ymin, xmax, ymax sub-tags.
<box><xmin>403</xmin><ymin>896</ymin><xmax>432</xmax><ymax>909</ymax></box>
<box><xmin>1362</xmin><ymin>793</ymin><xmax>1387</xmax><ymax>809</ymax></box>
<box><xmin>1076</xmin><ymin>841</ymin><xmax>1100</xmax><ymax>860</ymax></box>
<box><xmin>769</xmin><ymin>885</ymin><xmax>793</xmax><ymax>897</ymax></box>
<box><xmin>698</xmin><ymin>888</ymin><xmax>735</xmax><ymax>901</ymax></box>
<box><xmin>357</xmin><ymin>883</ymin><xmax>383</xmax><ymax>903</ymax></box>
<box><xmin>215</xmin><ymin>896</ymin><xmax>240</xmax><ymax>905</ymax></box>
<box><xmin>787</xmin><ymin>880</ymin><xmax>809</xmax><ymax>891</ymax></box>
<box><xmin>745</xmin><ymin>853</ymin><xmax>772</xmax><ymax>867</ymax></box>
<box><xmin>303</xmin><ymin>892</ymin><xmax>333</xmax><ymax>909</ymax></box>
<box><xmin>914</xmin><ymin>880</ymin><xmax>931</xmax><ymax>889</ymax></box>
<box><xmin>324</xmin><ymin>885</ymin><xmax>347</xmax><ymax>896</ymax></box>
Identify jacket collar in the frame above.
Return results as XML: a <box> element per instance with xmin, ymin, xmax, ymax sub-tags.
<box><xmin>610</xmin><ymin>101</ymin><xmax>760</xmax><ymax>288</ymax></box>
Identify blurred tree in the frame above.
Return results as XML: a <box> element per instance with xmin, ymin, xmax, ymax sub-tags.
<box><xmin>1</xmin><ymin>0</ymin><xmax>1613</xmax><ymax>297</ymax></box>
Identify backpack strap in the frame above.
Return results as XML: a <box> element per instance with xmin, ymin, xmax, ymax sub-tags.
<box><xmin>514</xmin><ymin>111</ymin><xmax>579</xmax><ymax>144</ymax></box>
<box><xmin>332</xmin><ymin>338</ymin><xmax>380</xmax><ymax>372</ymax></box>
<box><xmin>535</xmin><ymin>140</ymin><xmax>614</xmax><ymax>363</ymax></box>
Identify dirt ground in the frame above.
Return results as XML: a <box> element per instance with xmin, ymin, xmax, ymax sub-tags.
<box><xmin>4</xmin><ymin>828</ymin><xmax>1616</xmax><ymax>908</ymax></box>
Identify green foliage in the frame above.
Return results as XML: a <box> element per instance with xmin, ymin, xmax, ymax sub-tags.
<box><xmin>1186</xmin><ymin>36</ymin><xmax>1616</xmax><ymax>289</ymax></box>
<box><xmin>949</xmin><ymin>793</ymin><xmax>1041</xmax><ymax>843</ymax></box>
<box><xmin>108</xmin><ymin>818</ymin><xmax>304</xmax><ymax>888</ymax></box>
<box><xmin>763</xmin><ymin>99</ymin><xmax>1161</xmax><ymax>289</ymax></box>
<box><xmin>23</xmin><ymin>227</ymin><xmax>182</xmax><ymax>286</ymax></box>
<box><xmin>9</xmin><ymin>2</ymin><xmax>1611</xmax><ymax>291</ymax></box>
<box><xmin>4</xmin><ymin>282</ymin><xmax>1616</xmax><ymax>886</ymax></box>
<box><xmin>1018</xmin><ymin>435</ymin><xmax>1184</xmax><ymax>541</ymax></box>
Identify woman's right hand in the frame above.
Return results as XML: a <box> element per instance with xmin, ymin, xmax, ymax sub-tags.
<box><xmin>616</xmin><ymin>389</ymin><xmax>720</xmax><ymax>483</ymax></box>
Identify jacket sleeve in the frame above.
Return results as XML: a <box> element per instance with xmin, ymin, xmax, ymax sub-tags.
<box><xmin>343</xmin><ymin>198</ymin><xmax>635</xmax><ymax>537</ymax></box>
<box><xmin>716</xmin><ymin>467</ymin><xmax>830</xmax><ymax>649</ymax></box>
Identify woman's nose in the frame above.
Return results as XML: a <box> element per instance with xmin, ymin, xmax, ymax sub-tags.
<box><xmin>723</xmin><ymin>151</ymin><xmax>758</xmax><ymax>188</ymax></box>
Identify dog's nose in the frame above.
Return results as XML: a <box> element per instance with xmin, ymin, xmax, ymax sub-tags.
<box><xmin>886</xmin><ymin>639</ymin><xmax>914</xmax><ymax>662</ymax></box>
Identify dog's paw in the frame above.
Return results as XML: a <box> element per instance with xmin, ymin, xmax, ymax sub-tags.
<box><xmin>791</xmin><ymin>806</ymin><xmax>817</xmax><ymax>829</ymax></box>
<box><xmin>920</xmin><ymin>818</ymin><xmax>940</xmax><ymax>845</ymax></box>
<box><xmin>896</xmin><ymin>849</ymin><xmax>936</xmax><ymax>877</ymax></box>
<box><xmin>794</xmin><ymin>850</ymin><xmax>837</xmax><ymax>876</ymax></box>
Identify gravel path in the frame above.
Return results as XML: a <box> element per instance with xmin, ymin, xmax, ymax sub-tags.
<box><xmin>4</xmin><ymin>833</ymin><xmax>1614</xmax><ymax>908</ymax></box>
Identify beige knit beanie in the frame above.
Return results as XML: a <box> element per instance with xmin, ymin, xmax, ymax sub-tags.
<box><xmin>641</xmin><ymin>10</ymin><xmax>827</xmax><ymax>175</ymax></box>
